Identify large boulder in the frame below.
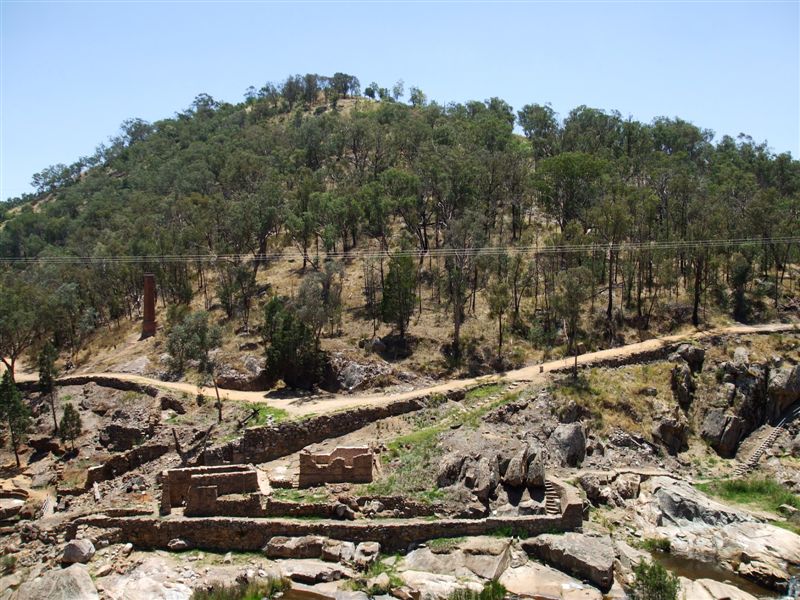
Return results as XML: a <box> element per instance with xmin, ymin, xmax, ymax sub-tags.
<box><xmin>436</xmin><ymin>454</ymin><xmax>467</xmax><ymax>488</ymax></box>
<box><xmin>701</xmin><ymin>409</ymin><xmax>747</xmax><ymax>458</ymax></box>
<box><xmin>62</xmin><ymin>539</ymin><xmax>95</xmax><ymax>565</ymax></box>
<box><xmin>399</xmin><ymin>570</ymin><xmax>483</xmax><ymax>598</ymax></box>
<box><xmin>522</xmin><ymin>533</ymin><xmax>615</xmax><ymax>592</ymax></box>
<box><xmin>503</xmin><ymin>445</ymin><xmax>530</xmax><ymax>487</ymax></box>
<box><xmin>264</xmin><ymin>536</ymin><xmax>325</xmax><ymax>559</ymax></box>
<box><xmin>471</xmin><ymin>456</ymin><xmax>500</xmax><ymax>501</ymax></box>
<box><xmin>652</xmin><ymin>415</ymin><xmax>689</xmax><ymax>455</ymax></box>
<box><xmin>525</xmin><ymin>446</ymin><xmax>546</xmax><ymax>487</ymax></box>
<box><xmin>670</xmin><ymin>362</ymin><xmax>695</xmax><ymax>409</ymax></box>
<box><xmin>678</xmin><ymin>577</ymin><xmax>758</xmax><ymax>600</ymax></box>
<box><xmin>13</xmin><ymin>564</ymin><xmax>99</xmax><ymax>600</ymax></box>
<box><xmin>548</xmin><ymin>423</ymin><xmax>586</xmax><ymax>467</ymax></box>
<box><xmin>768</xmin><ymin>364</ymin><xmax>800</xmax><ymax>419</ymax></box>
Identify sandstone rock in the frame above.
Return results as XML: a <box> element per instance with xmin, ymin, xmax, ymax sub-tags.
<box><xmin>366</xmin><ymin>572</ymin><xmax>391</xmax><ymax>592</ymax></box>
<box><xmin>99</xmin><ymin>573</ymin><xmax>192</xmax><ymax>600</ymax></box>
<box><xmin>277</xmin><ymin>559</ymin><xmax>355</xmax><ymax>584</ymax></box>
<box><xmin>401</xmin><ymin>541</ymin><xmax>511</xmax><ymax>581</ymax></box>
<box><xmin>522</xmin><ymin>533</ymin><xmax>615</xmax><ymax>592</ymax></box>
<box><xmin>264</xmin><ymin>536</ymin><xmax>325</xmax><ymax>559</ymax></box>
<box><xmin>13</xmin><ymin>564</ymin><xmax>99</xmax><ymax>600</ymax></box>
<box><xmin>62</xmin><ymin>539</ymin><xmax>95</xmax><ymax>565</ymax></box>
<box><xmin>167</xmin><ymin>538</ymin><xmax>190</xmax><ymax>551</ymax></box>
<box><xmin>354</xmin><ymin>542</ymin><xmax>380</xmax><ymax>569</ymax></box>
<box><xmin>736</xmin><ymin>558</ymin><xmax>787</xmax><ymax>590</ymax></box>
<box><xmin>548</xmin><ymin>423</ymin><xmax>586</xmax><ymax>467</ymax></box>
<box><xmin>320</xmin><ymin>539</ymin><xmax>355</xmax><ymax>563</ymax></box>
<box><xmin>499</xmin><ymin>562</ymin><xmax>603</xmax><ymax>599</ymax></box>
<box><xmin>679</xmin><ymin>577</ymin><xmax>759</xmax><ymax>600</ymax></box>
<box><xmin>399</xmin><ymin>570</ymin><xmax>482</xmax><ymax>599</ymax></box>
<box><xmin>652</xmin><ymin>416</ymin><xmax>689</xmax><ymax>455</ymax></box>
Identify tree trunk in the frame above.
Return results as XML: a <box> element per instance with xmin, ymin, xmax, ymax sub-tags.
<box><xmin>50</xmin><ymin>393</ymin><xmax>59</xmax><ymax>434</ymax></box>
<box><xmin>692</xmin><ymin>256</ymin><xmax>703</xmax><ymax>327</ymax></box>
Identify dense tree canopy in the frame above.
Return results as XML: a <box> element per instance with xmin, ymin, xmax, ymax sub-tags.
<box><xmin>0</xmin><ymin>71</ymin><xmax>798</xmax><ymax>379</ymax></box>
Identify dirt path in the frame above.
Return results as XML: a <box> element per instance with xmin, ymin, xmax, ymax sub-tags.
<box><xmin>11</xmin><ymin>322</ymin><xmax>797</xmax><ymax>417</ymax></box>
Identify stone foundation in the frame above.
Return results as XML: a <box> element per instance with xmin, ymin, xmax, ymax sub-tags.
<box><xmin>160</xmin><ymin>465</ymin><xmax>264</xmax><ymax>515</ymax></box>
<box><xmin>298</xmin><ymin>446</ymin><xmax>373</xmax><ymax>488</ymax></box>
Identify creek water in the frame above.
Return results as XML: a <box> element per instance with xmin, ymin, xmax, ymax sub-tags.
<box><xmin>652</xmin><ymin>552</ymin><xmax>788</xmax><ymax>599</ymax></box>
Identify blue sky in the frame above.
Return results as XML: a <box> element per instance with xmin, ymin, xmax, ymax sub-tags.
<box><xmin>1</xmin><ymin>1</ymin><xmax>798</xmax><ymax>201</ymax></box>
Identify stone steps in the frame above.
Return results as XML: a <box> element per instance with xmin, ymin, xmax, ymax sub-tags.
<box><xmin>734</xmin><ymin>403</ymin><xmax>800</xmax><ymax>478</ymax></box>
<box><xmin>543</xmin><ymin>480</ymin><xmax>560</xmax><ymax>515</ymax></box>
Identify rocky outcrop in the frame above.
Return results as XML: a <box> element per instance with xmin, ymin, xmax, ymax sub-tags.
<box><xmin>678</xmin><ymin>577</ymin><xmax>759</xmax><ymax>600</ymax></box>
<box><xmin>635</xmin><ymin>476</ymin><xmax>800</xmax><ymax>591</ymax></box>
<box><xmin>323</xmin><ymin>353</ymin><xmax>395</xmax><ymax>393</ymax></box>
<box><xmin>13</xmin><ymin>564</ymin><xmax>99</xmax><ymax>600</ymax></box>
<box><xmin>671</xmin><ymin>362</ymin><xmax>695</xmax><ymax>409</ymax></box>
<box><xmin>651</xmin><ymin>414</ymin><xmax>689</xmax><ymax>455</ymax></box>
<box><xmin>499</xmin><ymin>562</ymin><xmax>603</xmax><ymax>599</ymax></box>
<box><xmin>701</xmin><ymin>408</ymin><xmax>746</xmax><ymax>458</ymax></box>
<box><xmin>548</xmin><ymin>423</ymin><xmax>586</xmax><ymax>467</ymax></box>
<box><xmin>99</xmin><ymin>406</ymin><xmax>159</xmax><ymax>452</ymax></box>
<box><xmin>522</xmin><ymin>532</ymin><xmax>615</xmax><ymax>592</ymax></box>
<box><xmin>644</xmin><ymin>476</ymin><xmax>749</xmax><ymax>527</ymax></box>
<box><xmin>214</xmin><ymin>356</ymin><xmax>270</xmax><ymax>391</ymax></box>
<box><xmin>672</xmin><ymin>344</ymin><xmax>705</xmax><ymax>373</ymax></box>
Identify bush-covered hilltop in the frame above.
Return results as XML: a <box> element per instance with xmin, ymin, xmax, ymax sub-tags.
<box><xmin>1</xmin><ymin>72</ymin><xmax>798</xmax><ymax>382</ymax></box>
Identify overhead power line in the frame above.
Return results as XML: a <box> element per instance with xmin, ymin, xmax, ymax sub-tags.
<box><xmin>0</xmin><ymin>236</ymin><xmax>797</xmax><ymax>265</ymax></box>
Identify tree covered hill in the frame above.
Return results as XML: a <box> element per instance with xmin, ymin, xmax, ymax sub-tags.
<box><xmin>1</xmin><ymin>72</ymin><xmax>798</xmax><ymax>384</ymax></box>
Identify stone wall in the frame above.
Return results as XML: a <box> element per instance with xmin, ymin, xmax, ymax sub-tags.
<box><xmin>72</xmin><ymin>512</ymin><xmax>571</xmax><ymax>553</ymax></box>
<box><xmin>298</xmin><ymin>446</ymin><xmax>373</xmax><ymax>488</ymax></box>
<box><xmin>203</xmin><ymin>396</ymin><xmax>432</xmax><ymax>465</ymax></box>
<box><xmin>85</xmin><ymin>442</ymin><xmax>171</xmax><ymax>488</ymax></box>
<box><xmin>71</xmin><ymin>478</ymin><xmax>584</xmax><ymax>552</ymax></box>
<box><xmin>18</xmin><ymin>375</ymin><xmax>159</xmax><ymax>397</ymax></box>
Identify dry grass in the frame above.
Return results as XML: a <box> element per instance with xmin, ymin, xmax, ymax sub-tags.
<box><xmin>552</xmin><ymin>363</ymin><xmax>674</xmax><ymax>437</ymax></box>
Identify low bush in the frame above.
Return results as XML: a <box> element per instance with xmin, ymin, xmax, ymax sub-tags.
<box><xmin>190</xmin><ymin>578</ymin><xmax>286</xmax><ymax>600</ymax></box>
<box><xmin>629</xmin><ymin>560</ymin><xmax>679</xmax><ymax>600</ymax></box>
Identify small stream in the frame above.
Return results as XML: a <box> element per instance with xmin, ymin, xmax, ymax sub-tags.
<box><xmin>651</xmin><ymin>552</ymin><xmax>789</xmax><ymax>599</ymax></box>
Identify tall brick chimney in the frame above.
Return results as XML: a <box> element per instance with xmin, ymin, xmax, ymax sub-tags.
<box><xmin>141</xmin><ymin>273</ymin><xmax>157</xmax><ymax>339</ymax></box>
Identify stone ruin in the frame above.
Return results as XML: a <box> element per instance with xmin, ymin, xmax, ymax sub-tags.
<box><xmin>159</xmin><ymin>464</ymin><xmax>268</xmax><ymax>516</ymax></box>
<box><xmin>298</xmin><ymin>446</ymin><xmax>374</xmax><ymax>488</ymax></box>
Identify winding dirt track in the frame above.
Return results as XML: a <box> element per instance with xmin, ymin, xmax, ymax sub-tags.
<box><xmin>12</xmin><ymin>322</ymin><xmax>797</xmax><ymax>417</ymax></box>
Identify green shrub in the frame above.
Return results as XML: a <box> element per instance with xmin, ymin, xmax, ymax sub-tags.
<box><xmin>639</xmin><ymin>537</ymin><xmax>671</xmax><ymax>553</ymax></box>
<box><xmin>629</xmin><ymin>560</ymin><xmax>679</xmax><ymax>600</ymax></box>
<box><xmin>448</xmin><ymin>581</ymin><xmax>507</xmax><ymax>600</ymax></box>
<box><xmin>190</xmin><ymin>578</ymin><xmax>286</xmax><ymax>600</ymax></box>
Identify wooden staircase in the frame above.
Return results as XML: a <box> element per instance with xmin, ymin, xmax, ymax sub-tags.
<box><xmin>734</xmin><ymin>402</ymin><xmax>800</xmax><ymax>478</ymax></box>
